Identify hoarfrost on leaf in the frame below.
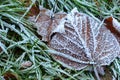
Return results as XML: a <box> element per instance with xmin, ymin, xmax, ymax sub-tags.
<box><xmin>48</xmin><ymin>8</ymin><xmax>120</xmax><ymax>77</ymax></box>
<box><xmin>29</xmin><ymin>6</ymin><xmax>66</xmax><ymax>42</ymax></box>
<box><xmin>112</xmin><ymin>17</ymin><xmax>120</xmax><ymax>33</ymax></box>
<box><xmin>31</xmin><ymin>7</ymin><xmax>120</xmax><ymax>80</ymax></box>
<box><xmin>104</xmin><ymin>17</ymin><xmax>120</xmax><ymax>57</ymax></box>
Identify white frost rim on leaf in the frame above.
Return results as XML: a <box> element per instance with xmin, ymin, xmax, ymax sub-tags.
<box><xmin>112</xmin><ymin>17</ymin><xmax>120</xmax><ymax>32</ymax></box>
<box><xmin>52</xmin><ymin>18</ymin><xmax>66</xmax><ymax>33</ymax></box>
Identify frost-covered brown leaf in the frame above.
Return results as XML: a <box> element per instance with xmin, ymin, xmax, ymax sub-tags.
<box><xmin>104</xmin><ymin>17</ymin><xmax>120</xmax><ymax>44</ymax></box>
<box><xmin>31</xmin><ymin>7</ymin><xmax>120</xmax><ymax>80</ymax></box>
<box><xmin>29</xmin><ymin>6</ymin><xmax>66</xmax><ymax>42</ymax></box>
<box><xmin>48</xmin><ymin>8</ymin><xmax>120</xmax><ymax>80</ymax></box>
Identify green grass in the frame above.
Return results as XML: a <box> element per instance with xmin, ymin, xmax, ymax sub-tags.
<box><xmin>0</xmin><ymin>0</ymin><xmax>120</xmax><ymax>80</ymax></box>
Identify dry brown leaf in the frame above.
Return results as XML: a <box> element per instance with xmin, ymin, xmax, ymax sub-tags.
<box><xmin>31</xmin><ymin>7</ymin><xmax>120</xmax><ymax>80</ymax></box>
<box><xmin>29</xmin><ymin>6</ymin><xmax>66</xmax><ymax>42</ymax></box>
<box><xmin>104</xmin><ymin>17</ymin><xmax>120</xmax><ymax>58</ymax></box>
<box><xmin>29</xmin><ymin>4</ymin><xmax>40</xmax><ymax>16</ymax></box>
<box><xmin>48</xmin><ymin>8</ymin><xmax>120</xmax><ymax>80</ymax></box>
<box><xmin>3</xmin><ymin>71</ymin><xmax>20</xmax><ymax>80</ymax></box>
<box><xmin>104</xmin><ymin>17</ymin><xmax>120</xmax><ymax>43</ymax></box>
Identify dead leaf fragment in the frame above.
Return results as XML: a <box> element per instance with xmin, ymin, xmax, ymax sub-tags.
<box><xmin>29</xmin><ymin>4</ymin><xmax>40</xmax><ymax>16</ymax></box>
<box><xmin>3</xmin><ymin>71</ymin><xmax>21</xmax><ymax>80</ymax></box>
<box><xmin>104</xmin><ymin>17</ymin><xmax>120</xmax><ymax>58</ymax></box>
<box><xmin>104</xmin><ymin>17</ymin><xmax>120</xmax><ymax>32</ymax></box>
<box><xmin>29</xmin><ymin>7</ymin><xmax>66</xmax><ymax>42</ymax></box>
<box><xmin>104</xmin><ymin>17</ymin><xmax>120</xmax><ymax>43</ymax></box>
<box><xmin>21</xmin><ymin>61</ymin><xmax>32</xmax><ymax>68</ymax></box>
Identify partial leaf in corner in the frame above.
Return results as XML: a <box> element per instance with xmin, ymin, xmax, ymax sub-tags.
<box><xmin>3</xmin><ymin>71</ymin><xmax>22</xmax><ymax>80</ymax></box>
<box><xmin>29</xmin><ymin>4</ymin><xmax>40</xmax><ymax>16</ymax></box>
<box><xmin>48</xmin><ymin>8</ymin><xmax>120</xmax><ymax>73</ymax></box>
<box><xmin>29</xmin><ymin>6</ymin><xmax>66</xmax><ymax>42</ymax></box>
<box><xmin>104</xmin><ymin>17</ymin><xmax>120</xmax><ymax>32</ymax></box>
<box><xmin>104</xmin><ymin>17</ymin><xmax>120</xmax><ymax>57</ymax></box>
